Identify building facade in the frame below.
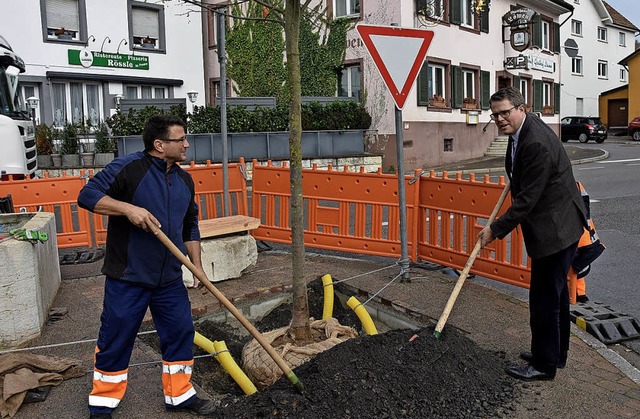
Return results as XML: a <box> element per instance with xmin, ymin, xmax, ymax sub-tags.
<box><xmin>4</xmin><ymin>0</ymin><xmax>205</xmax><ymax>128</ymax></box>
<box><xmin>559</xmin><ymin>0</ymin><xmax>638</xmax><ymax>121</ymax></box>
<box><xmin>341</xmin><ymin>0</ymin><xmax>573</xmax><ymax>171</ymax></box>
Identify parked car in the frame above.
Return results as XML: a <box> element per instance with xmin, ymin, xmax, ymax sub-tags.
<box><xmin>629</xmin><ymin>117</ymin><xmax>640</xmax><ymax>141</ymax></box>
<box><xmin>560</xmin><ymin>116</ymin><xmax>607</xmax><ymax>143</ymax></box>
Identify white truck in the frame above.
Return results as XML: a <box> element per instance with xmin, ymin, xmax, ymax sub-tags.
<box><xmin>0</xmin><ymin>35</ymin><xmax>37</xmax><ymax>180</ymax></box>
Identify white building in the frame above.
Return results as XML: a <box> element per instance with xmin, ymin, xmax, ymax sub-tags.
<box><xmin>3</xmin><ymin>0</ymin><xmax>205</xmax><ymax>127</ymax></box>
<box><xmin>559</xmin><ymin>0</ymin><xmax>638</xmax><ymax>119</ymax></box>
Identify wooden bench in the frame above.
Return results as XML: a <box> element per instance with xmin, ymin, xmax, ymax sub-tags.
<box><xmin>198</xmin><ymin>215</ymin><xmax>260</xmax><ymax>239</ymax></box>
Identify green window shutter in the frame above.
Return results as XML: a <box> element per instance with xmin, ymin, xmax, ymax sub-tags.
<box><xmin>513</xmin><ymin>76</ymin><xmax>521</xmax><ymax>92</ymax></box>
<box><xmin>480</xmin><ymin>70</ymin><xmax>491</xmax><ymax>110</ymax></box>
<box><xmin>532</xmin><ymin>15</ymin><xmax>541</xmax><ymax>49</ymax></box>
<box><xmin>449</xmin><ymin>0</ymin><xmax>461</xmax><ymax>25</ymax></box>
<box><xmin>451</xmin><ymin>65</ymin><xmax>463</xmax><ymax>108</ymax></box>
<box><xmin>480</xmin><ymin>9</ymin><xmax>489</xmax><ymax>33</ymax></box>
<box><xmin>533</xmin><ymin>79</ymin><xmax>542</xmax><ymax>112</ymax></box>
<box><xmin>554</xmin><ymin>82</ymin><xmax>560</xmax><ymax>113</ymax></box>
<box><xmin>417</xmin><ymin>63</ymin><xmax>429</xmax><ymax>106</ymax></box>
<box><xmin>553</xmin><ymin>23</ymin><xmax>560</xmax><ymax>53</ymax></box>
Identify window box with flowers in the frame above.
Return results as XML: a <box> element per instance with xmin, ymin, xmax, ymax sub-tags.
<box><xmin>429</xmin><ymin>94</ymin><xmax>446</xmax><ymax>107</ymax></box>
<box><xmin>542</xmin><ymin>105</ymin><xmax>554</xmax><ymax>115</ymax></box>
<box><xmin>462</xmin><ymin>97</ymin><xmax>477</xmax><ymax>109</ymax></box>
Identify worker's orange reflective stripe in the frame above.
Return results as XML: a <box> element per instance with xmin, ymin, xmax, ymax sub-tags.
<box><xmin>162</xmin><ymin>360</ymin><xmax>196</xmax><ymax>406</ymax></box>
<box><xmin>89</xmin><ymin>366</ymin><xmax>128</xmax><ymax>408</ymax></box>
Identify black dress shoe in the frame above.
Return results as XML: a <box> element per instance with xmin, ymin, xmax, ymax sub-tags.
<box><xmin>520</xmin><ymin>351</ymin><xmax>566</xmax><ymax>368</ymax></box>
<box><xmin>89</xmin><ymin>413</ymin><xmax>112</xmax><ymax>419</ymax></box>
<box><xmin>505</xmin><ymin>364</ymin><xmax>555</xmax><ymax>381</ymax></box>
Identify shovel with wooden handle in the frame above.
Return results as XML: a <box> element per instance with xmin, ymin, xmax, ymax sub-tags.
<box><xmin>434</xmin><ymin>181</ymin><xmax>511</xmax><ymax>339</ymax></box>
<box><xmin>152</xmin><ymin>227</ymin><xmax>304</xmax><ymax>394</ymax></box>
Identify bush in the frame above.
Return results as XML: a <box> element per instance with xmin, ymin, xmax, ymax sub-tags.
<box><xmin>107</xmin><ymin>101</ymin><xmax>372</xmax><ymax>135</ymax></box>
<box><xmin>94</xmin><ymin>122</ymin><xmax>115</xmax><ymax>153</ymax></box>
<box><xmin>60</xmin><ymin>123</ymin><xmax>79</xmax><ymax>155</ymax></box>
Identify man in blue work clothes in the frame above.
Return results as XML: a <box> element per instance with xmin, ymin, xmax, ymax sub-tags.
<box><xmin>78</xmin><ymin>115</ymin><xmax>215</xmax><ymax>418</ymax></box>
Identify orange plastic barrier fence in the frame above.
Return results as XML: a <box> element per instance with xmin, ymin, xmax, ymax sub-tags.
<box><xmin>0</xmin><ymin>161</ymin><xmax>249</xmax><ymax>249</ymax></box>
<box><xmin>1</xmin><ymin>160</ymin><xmax>531</xmax><ymax>288</ymax></box>
<box><xmin>251</xmin><ymin>163</ymin><xmax>531</xmax><ymax>289</ymax></box>
<box><xmin>0</xmin><ymin>172</ymin><xmax>93</xmax><ymax>248</ymax></box>
<box><xmin>415</xmin><ymin>171</ymin><xmax>530</xmax><ymax>289</ymax></box>
<box><xmin>251</xmin><ymin>160</ymin><xmax>420</xmax><ymax>259</ymax></box>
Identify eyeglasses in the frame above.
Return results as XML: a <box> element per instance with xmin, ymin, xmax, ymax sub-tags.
<box><xmin>489</xmin><ymin>106</ymin><xmax>518</xmax><ymax>121</ymax></box>
<box><xmin>162</xmin><ymin>136</ymin><xmax>188</xmax><ymax>143</ymax></box>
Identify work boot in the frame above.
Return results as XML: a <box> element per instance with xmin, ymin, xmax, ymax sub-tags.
<box><xmin>576</xmin><ymin>294</ymin><xmax>589</xmax><ymax>303</ymax></box>
<box><xmin>89</xmin><ymin>413</ymin><xmax>112</xmax><ymax>419</ymax></box>
<box><xmin>170</xmin><ymin>397</ymin><xmax>216</xmax><ymax>416</ymax></box>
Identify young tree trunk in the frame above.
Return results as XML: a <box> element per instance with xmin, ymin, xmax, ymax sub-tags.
<box><xmin>284</xmin><ymin>0</ymin><xmax>311</xmax><ymax>342</ymax></box>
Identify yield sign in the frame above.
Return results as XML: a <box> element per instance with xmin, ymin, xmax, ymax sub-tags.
<box><xmin>356</xmin><ymin>24</ymin><xmax>434</xmax><ymax>110</ymax></box>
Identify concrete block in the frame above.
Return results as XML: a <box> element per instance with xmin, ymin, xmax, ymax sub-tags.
<box><xmin>0</xmin><ymin>212</ymin><xmax>60</xmax><ymax>348</ymax></box>
<box><xmin>182</xmin><ymin>234</ymin><xmax>257</xmax><ymax>286</ymax></box>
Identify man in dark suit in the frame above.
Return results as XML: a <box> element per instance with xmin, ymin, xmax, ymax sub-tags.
<box><xmin>478</xmin><ymin>87</ymin><xmax>588</xmax><ymax>381</ymax></box>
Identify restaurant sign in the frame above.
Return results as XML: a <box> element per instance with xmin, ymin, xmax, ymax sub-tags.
<box><xmin>68</xmin><ymin>48</ymin><xmax>149</xmax><ymax>70</ymax></box>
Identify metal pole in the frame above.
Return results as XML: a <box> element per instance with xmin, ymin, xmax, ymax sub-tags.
<box><xmin>395</xmin><ymin>107</ymin><xmax>410</xmax><ymax>282</ymax></box>
<box><xmin>217</xmin><ymin>8</ymin><xmax>230</xmax><ymax>216</ymax></box>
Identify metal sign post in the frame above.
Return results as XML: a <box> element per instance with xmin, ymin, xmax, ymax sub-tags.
<box><xmin>356</xmin><ymin>24</ymin><xmax>434</xmax><ymax>281</ymax></box>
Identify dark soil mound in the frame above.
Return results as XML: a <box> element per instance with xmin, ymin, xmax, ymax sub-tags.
<box><xmin>184</xmin><ymin>277</ymin><xmax>519</xmax><ymax>417</ymax></box>
<box><xmin>216</xmin><ymin>326</ymin><xmax>517</xmax><ymax>418</ymax></box>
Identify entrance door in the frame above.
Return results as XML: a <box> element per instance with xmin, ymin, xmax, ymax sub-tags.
<box><xmin>608</xmin><ymin>99</ymin><xmax>628</xmax><ymax>128</ymax></box>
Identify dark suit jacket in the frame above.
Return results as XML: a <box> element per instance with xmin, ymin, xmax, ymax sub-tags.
<box><xmin>490</xmin><ymin>113</ymin><xmax>588</xmax><ymax>259</ymax></box>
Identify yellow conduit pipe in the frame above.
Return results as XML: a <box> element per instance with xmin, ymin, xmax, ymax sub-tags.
<box><xmin>347</xmin><ymin>296</ymin><xmax>378</xmax><ymax>335</ymax></box>
<box><xmin>321</xmin><ymin>274</ymin><xmax>334</xmax><ymax>320</ymax></box>
<box><xmin>193</xmin><ymin>332</ymin><xmax>257</xmax><ymax>395</ymax></box>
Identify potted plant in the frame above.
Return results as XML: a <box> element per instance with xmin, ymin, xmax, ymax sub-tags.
<box><xmin>60</xmin><ymin>123</ymin><xmax>80</xmax><ymax>167</ymax></box>
<box><xmin>141</xmin><ymin>36</ymin><xmax>156</xmax><ymax>48</ymax></box>
<box><xmin>94</xmin><ymin>122</ymin><xmax>115</xmax><ymax>166</ymax></box>
<box><xmin>54</xmin><ymin>27</ymin><xmax>72</xmax><ymax>40</ymax></box>
<box><xmin>35</xmin><ymin>124</ymin><xmax>53</xmax><ymax>168</ymax></box>
<box><xmin>50</xmin><ymin>128</ymin><xmax>62</xmax><ymax>168</ymax></box>
<box><xmin>78</xmin><ymin>120</ymin><xmax>95</xmax><ymax>167</ymax></box>
<box><xmin>542</xmin><ymin>105</ymin><xmax>554</xmax><ymax>115</ymax></box>
<box><xmin>462</xmin><ymin>97</ymin><xmax>477</xmax><ymax>109</ymax></box>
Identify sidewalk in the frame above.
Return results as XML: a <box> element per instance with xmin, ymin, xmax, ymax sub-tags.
<box><xmin>8</xmin><ymin>143</ymin><xmax>640</xmax><ymax>418</ymax></box>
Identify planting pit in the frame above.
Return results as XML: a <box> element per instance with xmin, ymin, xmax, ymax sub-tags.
<box><xmin>142</xmin><ymin>277</ymin><xmax>519</xmax><ymax>417</ymax></box>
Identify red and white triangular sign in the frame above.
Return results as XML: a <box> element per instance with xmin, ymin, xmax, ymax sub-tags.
<box><xmin>356</xmin><ymin>24</ymin><xmax>434</xmax><ymax>110</ymax></box>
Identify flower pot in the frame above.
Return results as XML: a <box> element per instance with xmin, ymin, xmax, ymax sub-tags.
<box><xmin>463</xmin><ymin>103</ymin><xmax>477</xmax><ymax>110</ymax></box>
<box><xmin>81</xmin><ymin>152</ymin><xmax>95</xmax><ymax>167</ymax></box>
<box><xmin>61</xmin><ymin>154</ymin><xmax>80</xmax><ymax>167</ymax></box>
<box><xmin>37</xmin><ymin>155</ymin><xmax>52</xmax><ymax>168</ymax></box>
<box><xmin>430</xmin><ymin>100</ymin><xmax>446</xmax><ymax>108</ymax></box>
<box><xmin>94</xmin><ymin>152</ymin><xmax>115</xmax><ymax>167</ymax></box>
<box><xmin>51</xmin><ymin>154</ymin><xmax>62</xmax><ymax>168</ymax></box>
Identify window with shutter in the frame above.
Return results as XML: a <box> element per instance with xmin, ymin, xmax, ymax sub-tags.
<box><xmin>129</xmin><ymin>1</ymin><xmax>165</xmax><ymax>52</ymax></box>
<box><xmin>449</xmin><ymin>0</ymin><xmax>461</xmax><ymax>25</ymax></box>
<box><xmin>553</xmin><ymin>83</ymin><xmax>560</xmax><ymax>114</ymax></box>
<box><xmin>44</xmin><ymin>0</ymin><xmax>85</xmax><ymax>41</ymax></box>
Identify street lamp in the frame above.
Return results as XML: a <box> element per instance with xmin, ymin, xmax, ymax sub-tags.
<box><xmin>26</xmin><ymin>96</ymin><xmax>39</xmax><ymax>127</ymax></box>
<box><xmin>114</xmin><ymin>94</ymin><xmax>123</xmax><ymax>110</ymax></box>
<box><xmin>187</xmin><ymin>90</ymin><xmax>198</xmax><ymax>113</ymax></box>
